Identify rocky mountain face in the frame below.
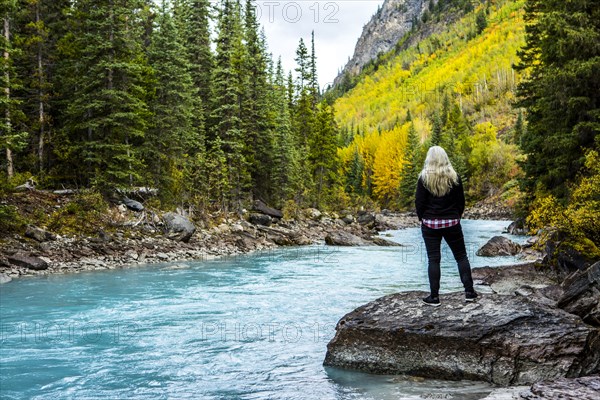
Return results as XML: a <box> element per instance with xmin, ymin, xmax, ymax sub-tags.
<box><xmin>333</xmin><ymin>0</ymin><xmax>432</xmax><ymax>86</ymax></box>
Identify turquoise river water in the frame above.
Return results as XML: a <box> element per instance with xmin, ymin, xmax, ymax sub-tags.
<box><xmin>0</xmin><ymin>220</ymin><xmax>528</xmax><ymax>399</ymax></box>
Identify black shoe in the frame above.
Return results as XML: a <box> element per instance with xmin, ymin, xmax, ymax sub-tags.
<box><xmin>465</xmin><ymin>291</ymin><xmax>478</xmax><ymax>302</ymax></box>
<box><xmin>422</xmin><ymin>295</ymin><xmax>441</xmax><ymax>307</ymax></box>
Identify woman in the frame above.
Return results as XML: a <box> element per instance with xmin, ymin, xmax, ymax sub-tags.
<box><xmin>415</xmin><ymin>146</ymin><xmax>477</xmax><ymax>306</ymax></box>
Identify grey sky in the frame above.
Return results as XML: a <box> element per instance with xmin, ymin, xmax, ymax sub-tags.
<box><xmin>254</xmin><ymin>1</ymin><xmax>385</xmax><ymax>90</ymax></box>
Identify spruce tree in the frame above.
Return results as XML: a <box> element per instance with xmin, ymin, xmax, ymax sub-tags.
<box><xmin>309</xmin><ymin>103</ymin><xmax>338</xmax><ymax>208</ymax></box>
<box><xmin>12</xmin><ymin>0</ymin><xmax>70</xmax><ymax>175</ymax></box>
<box><xmin>1</xmin><ymin>0</ymin><xmax>28</xmax><ymax>179</ymax></box>
<box><xmin>399</xmin><ymin>122</ymin><xmax>420</xmax><ymax>208</ymax></box>
<box><xmin>241</xmin><ymin>0</ymin><xmax>273</xmax><ymax>201</ymax></box>
<box><xmin>56</xmin><ymin>0</ymin><xmax>152</xmax><ymax>189</ymax></box>
<box><xmin>309</xmin><ymin>30</ymin><xmax>319</xmax><ymax>107</ymax></box>
<box><xmin>294</xmin><ymin>38</ymin><xmax>310</xmax><ymax>91</ymax></box>
<box><xmin>209</xmin><ymin>0</ymin><xmax>248</xmax><ymax>209</ymax></box>
<box><xmin>516</xmin><ymin>0</ymin><xmax>599</xmax><ymax>199</ymax></box>
<box><xmin>146</xmin><ymin>1</ymin><xmax>202</xmax><ymax>202</ymax></box>
<box><xmin>346</xmin><ymin>147</ymin><xmax>364</xmax><ymax>196</ymax></box>
<box><xmin>176</xmin><ymin>0</ymin><xmax>213</xmax><ymax>124</ymax></box>
<box><xmin>430</xmin><ymin>111</ymin><xmax>442</xmax><ymax>146</ymax></box>
<box><xmin>270</xmin><ymin>58</ymin><xmax>300</xmax><ymax>204</ymax></box>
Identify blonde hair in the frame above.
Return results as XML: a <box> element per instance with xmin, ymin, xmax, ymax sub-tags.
<box><xmin>420</xmin><ymin>146</ymin><xmax>459</xmax><ymax>197</ymax></box>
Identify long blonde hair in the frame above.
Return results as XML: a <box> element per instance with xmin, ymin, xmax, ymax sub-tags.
<box><xmin>420</xmin><ymin>146</ymin><xmax>459</xmax><ymax>197</ymax></box>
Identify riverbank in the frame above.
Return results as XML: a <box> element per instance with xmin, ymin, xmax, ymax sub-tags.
<box><xmin>0</xmin><ymin>205</ymin><xmax>417</xmax><ymax>282</ymax></box>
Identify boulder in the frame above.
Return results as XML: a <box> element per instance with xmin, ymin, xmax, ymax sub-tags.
<box><xmin>325</xmin><ymin>231</ymin><xmax>372</xmax><ymax>246</ymax></box>
<box><xmin>25</xmin><ymin>225</ymin><xmax>57</xmax><ymax>242</ymax></box>
<box><xmin>163</xmin><ymin>212</ymin><xmax>195</xmax><ymax>242</ymax></box>
<box><xmin>356</xmin><ymin>212</ymin><xmax>376</xmax><ymax>227</ymax></box>
<box><xmin>0</xmin><ymin>273</ymin><xmax>12</xmax><ymax>284</ymax></box>
<box><xmin>253</xmin><ymin>200</ymin><xmax>283</xmax><ymax>219</ymax></box>
<box><xmin>521</xmin><ymin>376</ymin><xmax>600</xmax><ymax>400</ymax></box>
<box><xmin>505</xmin><ymin>219</ymin><xmax>527</xmax><ymax>235</ymax></box>
<box><xmin>304</xmin><ymin>208</ymin><xmax>322</xmax><ymax>220</ymax></box>
<box><xmin>323</xmin><ymin>291</ymin><xmax>600</xmax><ymax>385</ymax></box>
<box><xmin>341</xmin><ymin>214</ymin><xmax>355</xmax><ymax>224</ymax></box>
<box><xmin>249</xmin><ymin>213</ymin><xmax>272</xmax><ymax>226</ymax></box>
<box><xmin>123</xmin><ymin>197</ymin><xmax>144</xmax><ymax>212</ymax></box>
<box><xmin>476</xmin><ymin>236</ymin><xmax>521</xmax><ymax>257</ymax></box>
<box><xmin>557</xmin><ymin>261</ymin><xmax>600</xmax><ymax>327</ymax></box>
<box><xmin>7</xmin><ymin>254</ymin><xmax>49</xmax><ymax>271</ymax></box>
<box><xmin>370</xmin><ymin>236</ymin><xmax>403</xmax><ymax>247</ymax></box>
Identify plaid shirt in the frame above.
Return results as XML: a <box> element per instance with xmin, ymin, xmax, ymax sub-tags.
<box><xmin>422</xmin><ymin>218</ymin><xmax>460</xmax><ymax>229</ymax></box>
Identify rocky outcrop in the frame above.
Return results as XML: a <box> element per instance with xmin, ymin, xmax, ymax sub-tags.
<box><xmin>557</xmin><ymin>262</ymin><xmax>600</xmax><ymax>327</ymax></box>
<box><xmin>477</xmin><ymin>236</ymin><xmax>521</xmax><ymax>257</ymax></box>
<box><xmin>325</xmin><ymin>231</ymin><xmax>372</xmax><ymax>246</ymax></box>
<box><xmin>7</xmin><ymin>254</ymin><xmax>49</xmax><ymax>271</ymax></box>
<box><xmin>324</xmin><ymin>291</ymin><xmax>600</xmax><ymax>385</ymax></box>
<box><xmin>25</xmin><ymin>225</ymin><xmax>57</xmax><ymax>242</ymax></box>
<box><xmin>521</xmin><ymin>376</ymin><xmax>600</xmax><ymax>400</ymax></box>
<box><xmin>471</xmin><ymin>263</ymin><xmax>558</xmax><ymax>296</ymax></box>
<box><xmin>480</xmin><ymin>376</ymin><xmax>600</xmax><ymax>399</ymax></box>
<box><xmin>163</xmin><ymin>212</ymin><xmax>195</xmax><ymax>242</ymax></box>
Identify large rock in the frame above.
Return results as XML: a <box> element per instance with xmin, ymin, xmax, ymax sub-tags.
<box><xmin>325</xmin><ymin>231</ymin><xmax>372</xmax><ymax>246</ymax></box>
<box><xmin>163</xmin><ymin>212</ymin><xmax>195</xmax><ymax>242</ymax></box>
<box><xmin>477</xmin><ymin>236</ymin><xmax>521</xmax><ymax>257</ymax></box>
<box><xmin>253</xmin><ymin>200</ymin><xmax>283</xmax><ymax>219</ymax></box>
<box><xmin>304</xmin><ymin>208</ymin><xmax>322</xmax><ymax>220</ymax></box>
<box><xmin>323</xmin><ymin>291</ymin><xmax>600</xmax><ymax>386</ymax></box>
<box><xmin>249</xmin><ymin>213</ymin><xmax>272</xmax><ymax>227</ymax></box>
<box><xmin>7</xmin><ymin>254</ymin><xmax>49</xmax><ymax>270</ymax></box>
<box><xmin>521</xmin><ymin>376</ymin><xmax>600</xmax><ymax>400</ymax></box>
<box><xmin>123</xmin><ymin>197</ymin><xmax>144</xmax><ymax>212</ymax></box>
<box><xmin>505</xmin><ymin>219</ymin><xmax>527</xmax><ymax>235</ymax></box>
<box><xmin>370</xmin><ymin>236</ymin><xmax>403</xmax><ymax>247</ymax></box>
<box><xmin>25</xmin><ymin>225</ymin><xmax>57</xmax><ymax>242</ymax></box>
<box><xmin>557</xmin><ymin>261</ymin><xmax>600</xmax><ymax>327</ymax></box>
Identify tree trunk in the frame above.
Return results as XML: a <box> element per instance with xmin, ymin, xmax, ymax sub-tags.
<box><xmin>36</xmin><ymin>2</ymin><xmax>45</xmax><ymax>172</ymax></box>
<box><xmin>4</xmin><ymin>15</ymin><xmax>13</xmax><ymax>178</ymax></box>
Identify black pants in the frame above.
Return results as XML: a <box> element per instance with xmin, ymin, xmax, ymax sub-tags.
<box><xmin>421</xmin><ymin>223</ymin><xmax>474</xmax><ymax>297</ymax></box>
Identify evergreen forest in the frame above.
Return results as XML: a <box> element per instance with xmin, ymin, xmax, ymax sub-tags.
<box><xmin>1</xmin><ymin>0</ymin><xmax>599</xmax><ymax>256</ymax></box>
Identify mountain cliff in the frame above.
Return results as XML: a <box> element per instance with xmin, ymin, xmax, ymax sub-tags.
<box><xmin>333</xmin><ymin>0</ymin><xmax>431</xmax><ymax>87</ymax></box>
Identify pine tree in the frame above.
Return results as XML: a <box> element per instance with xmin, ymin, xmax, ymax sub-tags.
<box><xmin>430</xmin><ymin>111</ymin><xmax>442</xmax><ymax>146</ymax></box>
<box><xmin>146</xmin><ymin>1</ymin><xmax>202</xmax><ymax>202</ymax></box>
<box><xmin>309</xmin><ymin>103</ymin><xmax>338</xmax><ymax>208</ymax></box>
<box><xmin>209</xmin><ymin>0</ymin><xmax>248</xmax><ymax>209</ymax></box>
<box><xmin>241</xmin><ymin>0</ymin><xmax>273</xmax><ymax>201</ymax></box>
<box><xmin>12</xmin><ymin>0</ymin><xmax>69</xmax><ymax>174</ymax></box>
<box><xmin>176</xmin><ymin>0</ymin><xmax>213</xmax><ymax>124</ymax></box>
<box><xmin>399</xmin><ymin>122</ymin><xmax>420</xmax><ymax>208</ymax></box>
<box><xmin>308</xmin><ymin>30</ymin><xmax>319</xmax><ymax>106</ymax></box>
<box><xmin>346</xmin><ymin>147</ymin><xmax>364</xmax><ymax>195</ymax></box>
<box><xmin>56</xmin><ymin>0</ymin><xmax>152</xmax><ymax>189</ymax></box>
<box><xmin>294</xmin><ymin>38</ymin><xmax>310</xmax><ymax>91</ymax></box>
<box><xmin>516</xmin><ymin>0</ymin><xmax>600</xmax><ymax>199</ymax></box>
<box><xmin>270</xmin><ymin>57</ymin><xmax>300</xmax><ymax>204</ymax></box>
<box><xmin>1</xmin><ymin>0</ymin><xmax>28</xmax><ymax>179</ymax></box>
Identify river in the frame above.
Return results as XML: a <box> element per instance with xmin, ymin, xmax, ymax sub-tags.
<box><xmin>0</xmin><ymin>220</ymin><xmax>528</xmax><ymax>399</ymax></box>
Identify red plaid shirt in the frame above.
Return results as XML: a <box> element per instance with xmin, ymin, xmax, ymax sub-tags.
<box><xmin>422</xmin><ymin>218</ymin><xmax>460</xmax><ymax>229</ymax></box>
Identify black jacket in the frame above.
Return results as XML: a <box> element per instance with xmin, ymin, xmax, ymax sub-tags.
<box><xmin>415</xmin><ymin>175</ymin><xmax>465</xmax><ymax>221</ymax></box>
